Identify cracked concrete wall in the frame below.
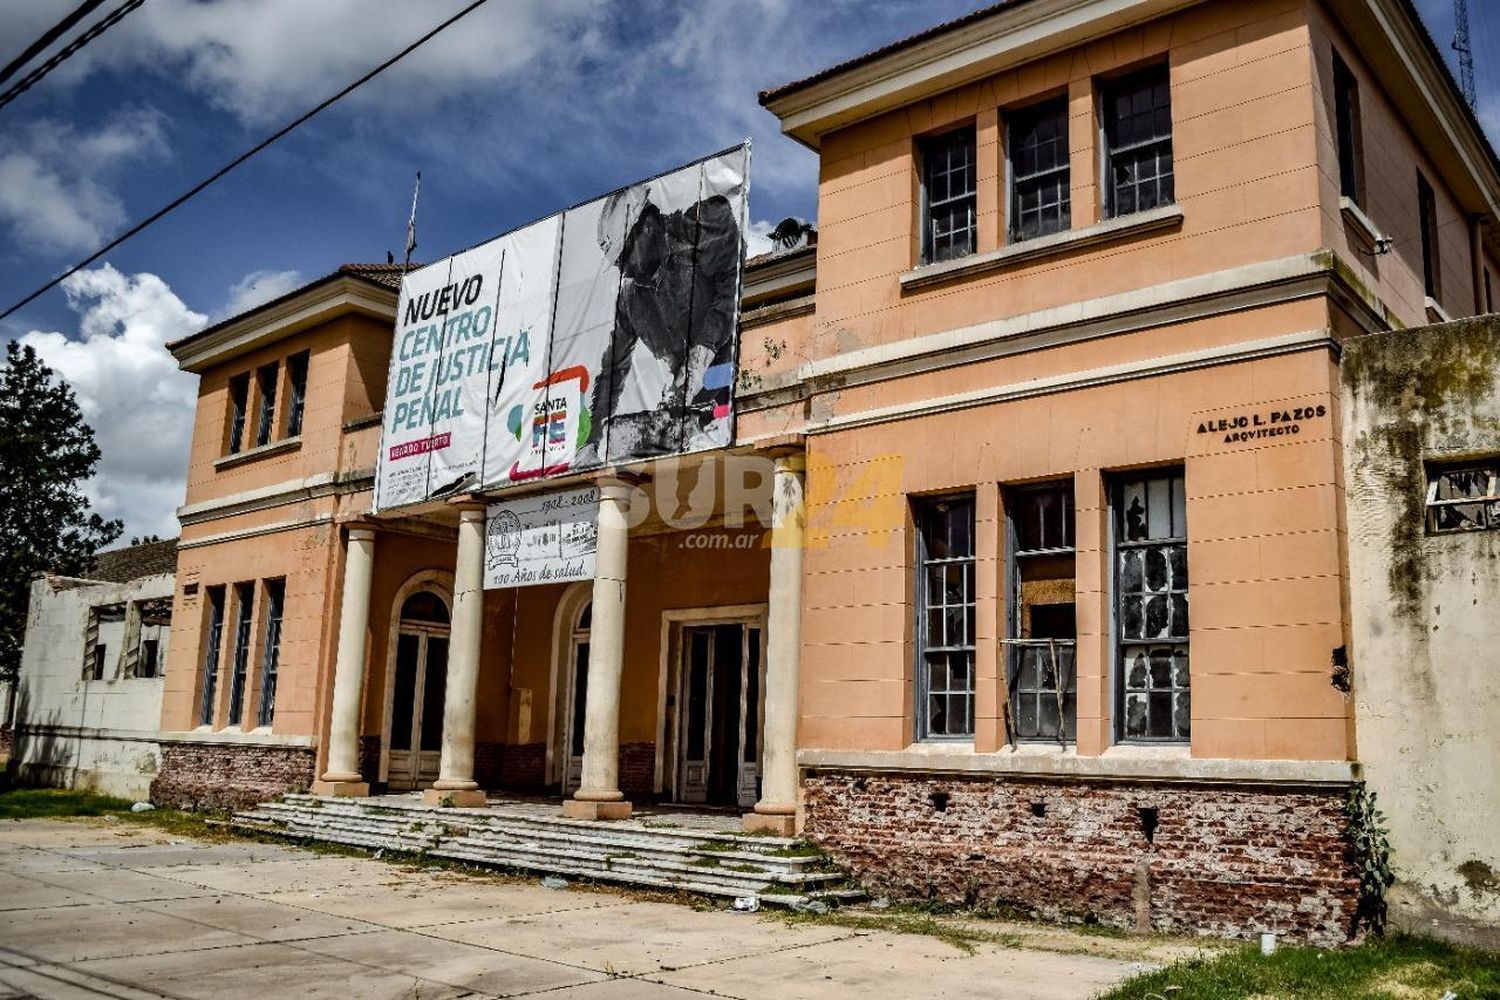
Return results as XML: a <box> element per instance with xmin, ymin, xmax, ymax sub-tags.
<box><xmin>1341</xmin><ymin>316</ymin><xmax>1500</xmax><ymax>947</ymax></box>
<box><xmin>14</xmin><ymin>572</ymin><xmax>175</xmax><ymax>800</ymax></box>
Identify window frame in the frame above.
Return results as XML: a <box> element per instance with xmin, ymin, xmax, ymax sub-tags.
<box><xmin>1007</xmin><ymin>96</ymin><xmax>1072</xmax><ymax>244</ymax></box>
<box><xmin>918</xmin><ymin>126</ymin><xmax>979</xmax><ymax>265</ymax></box>
<box><xmin>1333</xmin><ymin>51</ymin><xmax>1365</xmax><ymax>206</ymax></box>
<box><xmin>1110</xmin><ymin>469</ymin><xmax>1190</xmax><ymax>745</ymax></box>
<box><xmin>1418</xmin><ymin>173</ymin><xmax>1441</xmax><ymax>301</ymax></box>
<box><xmin>226</xmin><ymin>582</ymin><xmax>255</xmax><ymax>727</ymax></box>
<box><xmin>285</xmin><ymin>351</ymin><xmax>310</xmax><ymax>438</ymax></box>
<box><xmin>1101</xmin><ymin>64</ymin><xmax>1175</xmax><ymax>220</ymax></box>
<box><xmin>1004</xmin><ymin>480</ymin><xmax>1078</xmax><ymax>745</ymax></box>
<box><xmin>913</xmin><ymin>492</ymin><xmax>978</xmax><ymax>742</ymax></box>
<box><xmin>1425</xmin><ymin>461</ymin><xmax>1500</xmax><ymax>534</ymax></box>
<box><xmin>254</xmin><ymin>362</ymin><xmax>279</xmax><ymax>448</ymax></box>
<box><xmin>199</xmin><ymin>586</ymin><xmax>226</xmax><ymax>726</ymax></box>
<box><xmin>256</xmin><ymin>579</ymin><xmax>285</xmax><ymax>728</ymax></box>
<box><xmin>226</xmin><ymin>374</ymin><xmax>250</xmax><ymax>454</ymax></box>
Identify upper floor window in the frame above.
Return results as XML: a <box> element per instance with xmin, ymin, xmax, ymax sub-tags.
<box><xmin>920</xmin><ymin>127</ymin><xmax>977</xmax><ymax>264</ymax></box>
<box><xmin>1006</xmin><ymin>482</ymin><xmax>1077</xmax><ymax>744</ymax></box>
<box><xmin>1418</xmin><ymin>173</ymin><xmax>1441</xmax><ymax>301</ymax></box>
<box><xmin>1114</xmin><ymin>470</ymin><xmax>1189</xmax><ymax>743</ymax></box>
<box><xmin>285</xmin><ymin>351</ymin><xmax>309</xmax><ymax>438</ymax></box>
<box><xmin>915</xmin><ymin>493</ymin><xmax>976</xmax><ymax>740</ymax></box>
<box><xmin>226</xmin><ymin>374</ymin><xmax>249</xmax><ymax>454</ymax></box>
<box><xmin>1103</xmin><ymin>65</ymin><xmax>1174</xmax><ymax>218</ymax></box>
<box><xmin>1333</xmin><ymin>52</ymin><xmax>1364</xmax><ymax>205</ymax></box>
<box><xmin>1426</xmin><ymin>461</ymin><xmax>1500</xmax><ymax>534</ymax></box>
<box><xmin>1009</xmin><ymin>97</ymin><xmax>1071</xmax><ymax>242</ymax></box>
<box><xmin>254</xmin><ymin>362</ymin><xmax>279</xmax><ymax>448</ymax></box>
<box><xmin>82</xmin><ymin>602</ymin><xmax>126</xmax><ymax>681</ymax></box>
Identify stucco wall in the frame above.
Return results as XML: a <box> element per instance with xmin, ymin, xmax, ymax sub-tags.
<box><xmin>14</xmin><ymin>572</ymin><xmax>175</xmax><ymax>800</ymax></box>
<box><xmin>1341</xmin><ymin>316</ymin><xmax>1500</xmax><ymax>947</ymax></box>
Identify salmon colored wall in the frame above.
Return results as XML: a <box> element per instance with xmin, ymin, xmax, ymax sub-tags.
<box><xmin>1308</xmin><ymin>1</ymin><xmax>1480</xmax><ymax>326</ymax></box>
<box><xmin>799</xmin><ymin>347</ymin><xmax>1352</xmax><ymax>762</ymax></box>
<box><xmin>810</xmin><ymin>0</ymin><xmax>1320</xmax><ymax>360</ymax></box>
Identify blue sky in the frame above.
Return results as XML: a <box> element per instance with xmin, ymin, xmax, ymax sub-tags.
<box><xmin>0</xmin><ymin>0</ymin><xmax>1495</xmax><ymax>539</ymax></box>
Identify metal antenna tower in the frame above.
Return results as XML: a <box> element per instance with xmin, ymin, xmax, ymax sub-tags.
<box><xmin>1454</xmin><ymin>0</ymin><xmax>1477</xmax><ymax>108</ymax></box>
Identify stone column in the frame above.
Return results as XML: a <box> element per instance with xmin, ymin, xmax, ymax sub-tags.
<box><xmin>746</xmin><ymin>453</ymin><xmax>806</xmax><ymax>836</ymax></box>
<box><xmin>313</xmin><ymin>526</ymin><xmax>375</xmax><ymax>797</ymax></box>
<box><xmin>424</xmin><ymin>506</ymin><xmax>488</xmax><ymax>807</ymax></box>
<box><xmin>563</xmin><ymin>480</ymin><xmax>634</xmax><ymax>820</ymax></box>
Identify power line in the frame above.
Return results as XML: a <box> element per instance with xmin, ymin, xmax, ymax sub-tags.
<box><xmin>0</xmin><ymin>0</ymin><xmax>106</xmax><ymax>88</ymax></box>
<box><xmin>0</xmin><ymin>0</ymin><xmax>143</xmax><ymax>113</ymax></box>
<box><xmin>0</xmin><ymin>0</ymin><xmax>492</xmax><ymax>324</ymax></box>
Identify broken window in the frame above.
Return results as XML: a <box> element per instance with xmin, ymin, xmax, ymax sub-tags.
<box><xmin>1009</xmin><ymin>97</ymin><xmax>1071</xmax><ymax>242</ymax></box>
<box><xmin>1114</xmin><ymin>471</ymin><xmax>1190</xmax><ymax>742</ymax></box>
<box><xmin>1104</xmin><ymin>65</ymin><xmax>1174</xmax><ymax>218</ymax></box>
<box><xmin>920</xmin><ymin>127</ymin><xmax>978</xmax><ymax>264</ymax></box>
<box><xmin>915</xmin><ymin>494</ymin><xmax>976</xmax><ymax>739</ymax></box>
<box><xmin>226</xmin><ymin>582</ymin><xmax>254</xmax><ymax>726</ymax></box>
<box><xmin>1426</xmin><ymin>462</ymin><xmax>1500</xmax><ymax>533</ymax></box>
<box><xmin>257</xmin><ymin>579</ymin><xmax>285</xmax><ymax>728</ymax></box>
<box><xmin>199</xmin><ymin>586</ymin><xmax>226</xmax><ymax>725</ymax></box>
<box><xmin>82</xmin><ymin>603</ymin><xmax>126</xmax><ymax>681</ymax></box>
<box><xmin>130</xmin><ymin>598</ymin><xmax>172</xmax><ymax>679</ymax></box>
<box><xmin>1006</xmin><ymin>482</ymin><xmax>1077</xmax><ymax>743</ymax></box>
<box><xmin>227</xmin><ymin>373</ymin><xmax>249</xmax><ymax>454</ymax></box>
<box><xmin>254</xmin><ymin>362</ymin><xmax>279</xmax><ymax>447</ymax></box>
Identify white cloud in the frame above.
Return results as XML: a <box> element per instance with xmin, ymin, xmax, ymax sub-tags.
<box><xmin>0</xmin><ymin>109</ymin><xmax>167</xmax><ymax>255</ymax></box>
<box><xmin>222</xmin><ymin>268</ymin><xmax>303</xmax><ymax>319</ymax></box>
<box><xmin>20</xmin><ymin>265</ymin><xmax>205</xmax><ymax>541</ymax></box>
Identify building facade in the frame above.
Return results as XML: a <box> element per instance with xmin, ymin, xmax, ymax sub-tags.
<box><xmin>124</xmin><ymin>0</ymin><xmax>1497</xmax><ymax>944</ymax></box>
<box><xmin>11</xmin><ymin>540</ymin><xmax>177</xmax><ymax>799</ymax></box>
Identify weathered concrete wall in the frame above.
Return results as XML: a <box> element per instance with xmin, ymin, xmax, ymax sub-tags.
<box><xmin>14</xmin><ymin>573</ymin><xmax>174</xmax><ymax>800</ymax></box>
<box><xmin>1341</xmin><ymin>316</ymin><xmax>1500</xmax><ymax>947</ymax></box>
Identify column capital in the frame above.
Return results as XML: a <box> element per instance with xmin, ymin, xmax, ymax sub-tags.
<box><xmin>447</xmin><ymin>492</ymin><xmax>489</xmax><ymax>513</ymax></box>
<box><xmin>457</xmin><ymin>507</ymin><xmax>487</xmax><ymax>524</ymax></box>
<box><xmin>346</xmin><ymin>526</ymin><xmax>377</xmax><ymax>542</ymax></box>
<box><xmin>773</xmin><ymin>452</ymin><xmax>807</xmax><ymax>475</ymax></box>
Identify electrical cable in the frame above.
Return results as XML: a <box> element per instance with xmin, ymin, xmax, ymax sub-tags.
<box><xmin>0</xmin><ymin>0</ymin><xmax>106</xmax><ymax>88</ymax></box>
<box><xmin>0</xmin><ymin>0</ymin><xmax>492</xmax><ymax>324</ymax></box>
<box><xmin>0</xmin><ymin>0</ymin><xmax>144</xmax><ymax>113</ymax></box>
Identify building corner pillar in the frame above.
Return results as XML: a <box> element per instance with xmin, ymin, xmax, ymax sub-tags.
<box><xmin>563</xmin><ymin>480</ymin><xmax>634</xmax><ymax>821</ymax></box>
<box><xmin>424</xmin><ymin>506</ymin><xmax>488</xmax><ymax>808</ymax></box>
<box><xmin>313</xmin><ymin>526</ymin><xmax>376</xmax><ymax>797</ymax></box>
<box><xmin>746</xmin><ymin>453</ymin><xmax>806</xmax><ymax>836</ymax></box>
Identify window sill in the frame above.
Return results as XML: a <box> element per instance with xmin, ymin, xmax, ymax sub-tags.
<box><xmin>1339</xmin><ymin>196</ymin><xmax>1383</xmax><ymax>247</ymax></box>
<box><xmin>900</xmin><ymin>204</ymin><xmax>1185</xmax><ymax>291</ymax></box>
<box><xmin>215</xmin><ymin>435</ymin><xmax>301</xmax><ymax>471</ymax></box>
<box><xmin>1425</xmin><ymin>296</ymin><xmax>1452</xmax><ymax>324</ymax></box>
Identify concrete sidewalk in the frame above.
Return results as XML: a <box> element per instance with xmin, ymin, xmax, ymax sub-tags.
<box><xmin>0</xmin><ymin>819</ymin><xmax>1193</xmax><ymax>999</ymax></box>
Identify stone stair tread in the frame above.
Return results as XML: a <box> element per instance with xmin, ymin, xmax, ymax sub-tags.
<box><xmin>437</xmin><ymin>836</ymin><xmax>840</xmax><ymax>887</ymax></box>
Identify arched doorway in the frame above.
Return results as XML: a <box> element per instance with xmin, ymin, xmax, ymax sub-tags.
<box><xmin>561</xmin><ymin>599</ymin><xmax>591</xmax><ymax>795</ymax></box>
<box><xmin>386</xmin><ymin>589</ymin><xmax>450</xmax><ymax>791</ymax></box>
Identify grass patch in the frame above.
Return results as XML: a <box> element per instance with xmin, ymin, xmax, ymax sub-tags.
<box><xmin>776</xmin><ymin>902</ymin><xmax>1023</xmax><ymax>956</ymax></box>
<box><xmin>1098</xmin><ymin>934</ymin><xmax>1500</xmax><ymax>1000</ymax></box>
<box><xmin>0</xmin><ymin>788</ymin><xmax>134</xmax><ymax>819</ymax></box>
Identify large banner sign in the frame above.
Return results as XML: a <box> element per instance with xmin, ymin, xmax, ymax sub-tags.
<box><xmin>374</xmin><ymin>144</ymin><xmax>750</xmax><ymax>511</ymax></box>
<box><xmin>483</xmin><ymin>487</ymin><xmax>599</xmax><ymax>589</ymax></box>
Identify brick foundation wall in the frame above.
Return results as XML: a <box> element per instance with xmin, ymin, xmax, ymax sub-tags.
<box><xmin>151</xmin><ymin>742</ymin><xmax>316</xmax><ymax>812</ymax></box>
<box><xmin>620</xmin><ymin>742</ymin><xmax>656</xmax><ymax>801</ymax></box>
<box><xmin>358</xmin><ymin>736</ymin><xmax>382</xmax><ymax>786</ymax></box>
<box><xmin>496</xmin><ymin>743</ymin><xmax>547</xmax><ymax>793</ymax></box>
<box><xmin>802</xmin><ymin>770</ymin><xmax>1360</xmax><ymax>945</ymax></box>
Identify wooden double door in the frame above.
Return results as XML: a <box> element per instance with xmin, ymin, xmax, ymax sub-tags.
<box><xmin>677</xmin><ymin>622</ymin><xmax>763</xmax><ymax>808</ymax></box>
<box><xmin>386</xmin><ymin>626</ymin><xmax>449</xmax><ymax>791</ymax></box>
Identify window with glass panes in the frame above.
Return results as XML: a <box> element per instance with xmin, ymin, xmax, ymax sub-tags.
<box><xmin>254</xmin><ymin>363</ymin><xmax>279</xmax><ymax>447</ymax></box>
<box><xmin>285</xmin><ymin>352</ymin><xmax>309</xmax><ymax>437</ymax></box>
<box><xmin>1425</xmin><ymin>462</ymin><xmax>1500</xmax><ymax>533</ymax></box>
<box><xmin>920</xmin><ymin>128</ymin><xmax>977</xmax><ymax>264</ymax></box>
<box><xmin>1114</xmin><ymin>471</ymin><xmax>1189</xmax><ymax>741</ymax></box>
<box><xmin>915</xmin><ymin>495</ymin><xmax>976</xmax><ymax>739</ymax></box>
<box><xmin>1006</xmin><ymin>482</ymin><xmax>1077</xmax><ymax>742</ymax></box>
<box><xmin>1333</xmin><ymin>52</ymin><xmax>1364</xmax><ymax>205</ymax></box>
<box><xmin>1103</xmin><ymin>66</ymin><xmax>1174</xmax><ymax>218</ymax></box>
<box><xmin>256</xmin><ymin>579</ymin><xmax>285</xmax><ymax>727</ymax></box>
<box><xmin>1009</xmin><ymin>98</ymin><xmax>1071</xmax><ymax>242</ymax></box>
<box><xmin>1418</xmin><ymin>174</ymin><xmax>1441</xmax><ymax>300</ymax></box>
<box><xmin>226</xmin><ymin>582</ymin><xmax>254</xmax><ymax>726</ymax></box>
<box><xmin>199</xmin><ymin>586</ymin><xmax>225</xmax><ymax>725</ymax></box>
<box><xmin>226</xmin><ymin>374</ymin><xmax>249</xmax><ymax>454</ymax></box>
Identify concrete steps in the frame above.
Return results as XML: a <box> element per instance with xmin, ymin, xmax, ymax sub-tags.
<box><xmin>231</xmin><ymin>793</ymin><xmax>858</xmax><ymax>908</ymax></box>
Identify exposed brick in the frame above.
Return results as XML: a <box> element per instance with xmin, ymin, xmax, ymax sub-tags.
<box><xmin>620</xmin><ymin>742</ymin><xmax>656</xmax><ymax>801</ymax></box>
<box><xmin>358</xmin><ymin>735</ymin><xmax>382</xmax><ymax>785</ymax></box>
<box><xmin>801</xmin><ymin>770</ymin><xmax>1361</xmax><ymax>945</ymax></box>
<box><xmin>496</xmin><ymin>743</ymin><xmax>547</xmax><ymax>793</ymax></box>
<box><xmin>151</xmin><ymin>742</ymin><xmax>315</xmax><ymax>813</ymax></box>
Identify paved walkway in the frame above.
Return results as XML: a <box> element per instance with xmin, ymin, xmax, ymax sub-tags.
<box><xmin>0</xmin><ymin>819</ymin><xmax>1187</xmax><ymax>999</ymax></box>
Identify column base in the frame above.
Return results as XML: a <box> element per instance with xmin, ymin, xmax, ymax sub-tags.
<box><xmin>562</xmin><ymin>799</ymin><xmax>633</xmax><ymax>821</ymax></box>
<box><xmin>310</xmin><ymin>779</ymin><xmax>370</xmax><ymax>798</ymax></box>
<box><xmin>743</xmin><ymin>812</ymin><xmax>796</xmax><ymax>836</ymax></box>
<box><xmin>422</xmin><ymin>788</ymin><xmax>488</xmax><ymax>808</ymax></box>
